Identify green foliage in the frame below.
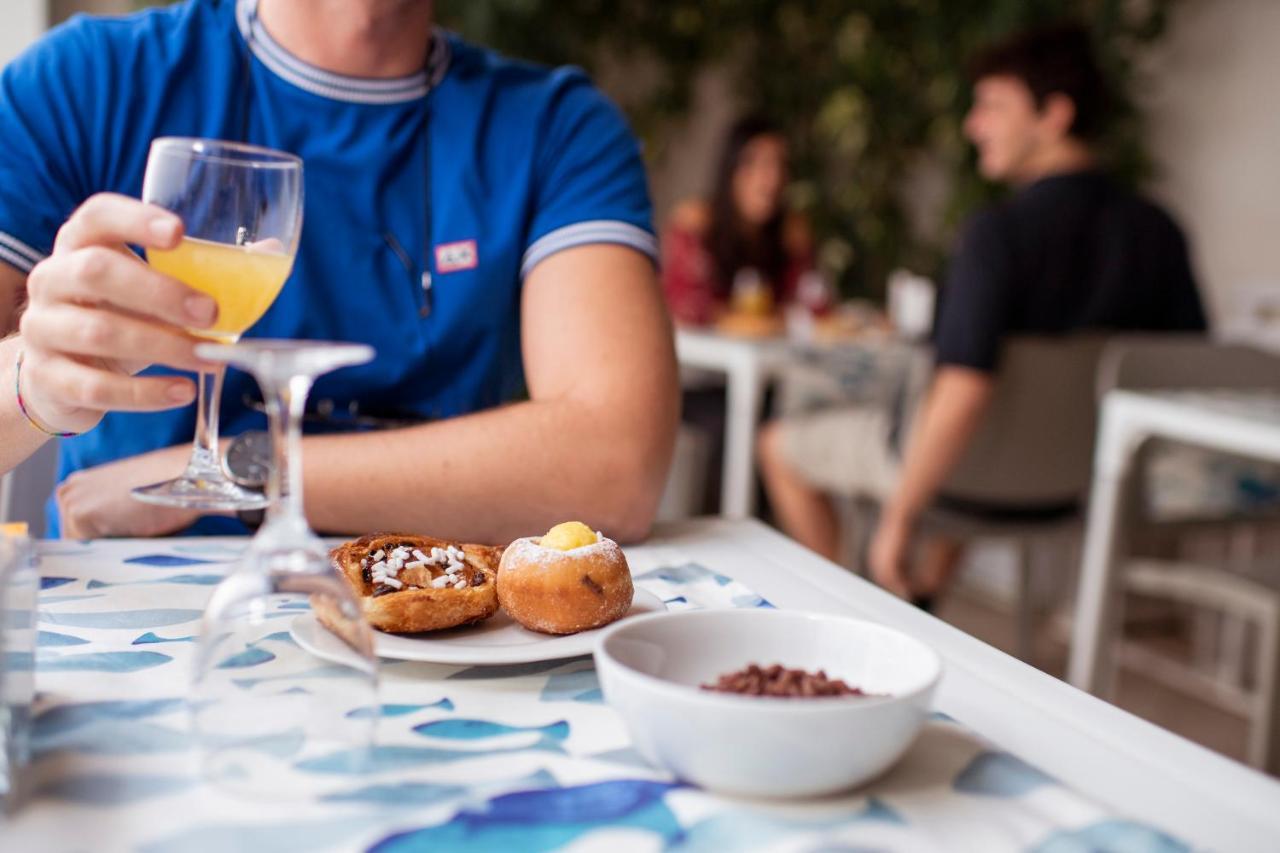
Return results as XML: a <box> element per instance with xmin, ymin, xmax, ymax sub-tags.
<box><xmin>439</xmin><ymin>0</ymin><xmax>1180</xmax><ymax>295</ymax></box>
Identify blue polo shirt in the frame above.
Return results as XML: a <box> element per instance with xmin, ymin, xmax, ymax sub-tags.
<box><xmin>0</xmin><ymin>0</ymin><xmax>657</xmax><ymax>535</ymax></box>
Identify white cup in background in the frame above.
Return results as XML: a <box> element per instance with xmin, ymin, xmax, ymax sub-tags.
<box><xmin>888</xmin><ymin>269</ymin><xmax>936</xmax><ymax>340</ymax></box>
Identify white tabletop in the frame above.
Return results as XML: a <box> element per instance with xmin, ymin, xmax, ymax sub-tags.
<box><xmin>1098</xmin><ymin>390</ymin><xmax>1280</xmax><ymax>467</ymax></box>
<box><xmin>8</xmin><ymin>520</ymin><xmax>1279</xmax><ymax>851</ymax></box>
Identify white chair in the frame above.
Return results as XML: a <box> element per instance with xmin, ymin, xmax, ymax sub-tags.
<box><xmin>1088</xmin><ymin>337</ymin><xmax>1280</xmax><ymax>771</ymax></box>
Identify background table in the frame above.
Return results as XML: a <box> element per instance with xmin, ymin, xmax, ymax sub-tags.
<box><xmin>675</xmin><ymin>329</ymin><xmax>790</xmax><ymax>518</ymax></box>
<box><xmin>674</xmin><ymin>328</ymin><xmax>921</xmax><ymax>519</ymax></box>
<box><xmin>7</xmin><ymin>520</ymin><xmax>1280</xmax><ymax>851</ymax></box>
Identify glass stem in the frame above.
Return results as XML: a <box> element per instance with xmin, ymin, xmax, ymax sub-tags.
<box><xmin>186</xmin><ymin>367</ymin><xmax>226</xmax><ymax>478</ymax></box>
<box><xmin>264</xmin><ymin>373</ymin><xmax>313</xmax><ymax>533</ymax></box>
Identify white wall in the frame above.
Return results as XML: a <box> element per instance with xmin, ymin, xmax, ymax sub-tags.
<box><xmin>1</xmin><ymin>0</ymin><xmax>46</xmax><ymax>67</ymax></box>
<box><xmin>1140</xmin><ymin>0</ymin><xmax>1280</xmax><ymax>325</ymax></box>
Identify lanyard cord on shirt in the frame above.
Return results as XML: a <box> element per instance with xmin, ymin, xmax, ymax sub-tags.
<box><xmin>238</xmin><ymin>2</ymin><xmax>436</xmax><ymax>318</ymax></box>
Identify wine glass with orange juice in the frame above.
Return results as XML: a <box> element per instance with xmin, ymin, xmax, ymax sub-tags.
<box><xmin>132</xmin><ymin>138</ymin><xmax>302</xmax><ymax>510</ymax></box>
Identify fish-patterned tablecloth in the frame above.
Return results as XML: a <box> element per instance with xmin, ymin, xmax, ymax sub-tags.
<box><xmin>1</xmin><ymin>537</ymin><xmax>1188</xmax><ymax>852</ymax></box>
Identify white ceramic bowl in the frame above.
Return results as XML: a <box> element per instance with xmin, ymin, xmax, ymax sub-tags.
<box><xmin>594</xmin><ymin>609</ymin><xmax>942</xmax><ymax>798</ymax></box>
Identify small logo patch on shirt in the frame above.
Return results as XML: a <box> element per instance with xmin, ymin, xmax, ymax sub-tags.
<box><xmin>435</xmin><ymin>239</ymin><xmax>478</xmax><ymax>273</ymax></box>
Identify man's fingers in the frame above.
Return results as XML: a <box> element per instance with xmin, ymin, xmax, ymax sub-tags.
<box><xmin>21</xmin><ymin>303</ymin><xmax>211</xmax><ymax>373</ymax></box>
<box><xmin>26</xmin><ymin>246</ymin><xmax>217</xmax><ymax>329</ymax></box>
<box><xmin>53</xmin><ymin>193</ymin><xmax>183</xmax><ymax>253</ymax></box>
<box><xmin>25</xmin><ymin>356</ymin><xmax>196</xmax><ymax>414</ymax></box>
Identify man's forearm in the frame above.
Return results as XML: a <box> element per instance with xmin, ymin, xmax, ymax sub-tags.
<box><xmin>301</xmin><ymin>244</ymin><xmax>679</xmax><ymax>545</ymax></box>
<box><xmin>301</xmin><ymin>394</ymin><xmax>675</xmax><ymax>544</ymax></box>
<box><xmin>882</xmin><ymin>366</ymin><xmax>995</xmax><ymax>527</ymax></box>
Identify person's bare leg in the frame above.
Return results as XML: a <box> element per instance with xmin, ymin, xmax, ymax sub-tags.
<box><xmin>911</xmin><ymin>535</ymin><xmax>966</xmax><ymax>601</ymax></box>
<box><xmin>758</xmin><ymin>421</ymin><xmax>840</xmax><ymax>560</ymax></box>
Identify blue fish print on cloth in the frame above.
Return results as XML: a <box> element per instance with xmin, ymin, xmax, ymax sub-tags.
<box><xmin>369</xmin><ymin>779</ymin><xmax>682</xmax><ymax>853</ymax></box>
<box><xmin>1031</xmin><ymin>820</ymin><xmax>1191</xmax><ymax>853</ymax></box>
<box><xmin>39</xmin><ymin>608</ymin><xmax>203</xmax><ymax>629</ymax></box>
<box><xmin>124</xmin><ymin>553</ymin><xmax>225</xmax><ymax>567</ymax></box>
<box><xmin>585</xmin><ymin>746</ymin><xmax>654</xmax><ymax>770</ymax></box>
<box><xmin>40</xmin><ymin>576</ymin><xmax>77</xmax><ymax>590</ymax></box>
<box><xmin>672</xmin><ymin>798</ymin><xmax>905</xmax><ymax>852</ymax></box>
<box><xmin>3</xmin><ymin>650</ymin><xmax>33</xmax><ymax>672</ymax></box>
<box><xmin>731</xmin><ymin>593</ymin><xmax>776</xmax><ymax>608</ymax></box>
<box><xmin>36</xmin><ymin>772</ymin><xmax>197</xmax><ymax>806</ymax></box>
<box><xmin>295</xmin><ymin>740</ymin><xmax>564</xmax><ymax>776</ymax></box>
<box><xmin>540</xmin><ymin>668</ymin><xmax>602</xmax><ymax>704</ymax></box>
<box><xmin>414</xmin><ymin>719</ymin><xmax>569</xmax><ymax>743</ymax></box>
<box><xmin>87</xmin><ymin>574</ymin><xmax>224</xmax><ymax>589</ymax></box>
<box><xmin>215</xmin><ymin>646</ymin><xmax>277</xmax><ymax>669</ymax></box>
<box><xmin>231</xmin><ymin>664</ymin><xmax>365</xmax><ymax>689</ymax></box>
<box><xmin>325</xmin><ymin>780</ymin><xmax>470</xmax><ymax>808</ymax></box>
<box><xmin>37</xmin><ymin>630</ymin><xmax>89</xmax><ymax>647</ymax></box>
<box><xmin>37</xmin><ymin>717</ymin><xmax>302</xmax><ymax>761</ymax></box>
<box><xmin>37</xmin><ymin>650</ymin><xmax>172</xmax><ymax>672</ymax></box>
<box><xmin>346</xmin><ymin>700</ymin><xmax>455</xmax><ymax>719</ymax></box>
<box><xmin>207</xmin><ymin>727</ymin><xmax>307</xmax><ymax>760</ymax></box>
<box><xmin>954</xmin><ymin>751</ymin><xmax>1057</xmax><ymax>797</ymax></box>
<box><xmin>34</xmin><ymin>698</ymin><xmax>184</xmax><ymax>735</ymax></box>
<box><xmin>323</xmin><ymin>769</ymin><xmax>558</xmax><ymax>808</ymax></box>
<box><xmin>34</xmin><ymin>720</ymin><xmax>190</xmax><ymax>757</ymax></box>
<box><xmin>132</xmin><ymin>632</ymin><xmax>196</xmax><ymax>645</ymax></box>
<box><xmin>635</xmin><ymin>563</ymin><xmax>733</xmax><ymax>587</ymax></box>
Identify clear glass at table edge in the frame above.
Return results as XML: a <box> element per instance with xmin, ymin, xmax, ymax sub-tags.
<box><xmin>133</xmin><ymin>137</ymin><xmax>303</xmax><ymax>511</ymax></box>
<box><xmin>190</xmin><ymin>340</ymin><xmax>379</xmax><ymax>798</ymax></box>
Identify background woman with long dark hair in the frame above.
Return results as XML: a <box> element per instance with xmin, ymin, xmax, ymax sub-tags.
<box><xmin>662</xmin><ymin>116</ymin><xmax>814</xmax><ymax>326</ymax></box>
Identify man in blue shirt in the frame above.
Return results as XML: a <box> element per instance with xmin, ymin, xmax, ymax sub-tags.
<box><xmin>0</xmin><ymin>0</ymin><xmax>678</xmax><ymax>542</ymax></box>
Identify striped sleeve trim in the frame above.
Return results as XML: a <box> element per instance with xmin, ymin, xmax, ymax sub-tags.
<box><xmin>521</xmin><ymin>220</ymin><xmax>659</xmax><ymax>279</ymax></box>
<box><xmin>0</xmin><ymin>232</ymin><xmax>46</xmax><ymax>273</ymax></box>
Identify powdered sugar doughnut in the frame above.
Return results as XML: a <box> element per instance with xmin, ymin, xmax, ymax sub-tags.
<box><xmin>497</xmin><ymin>533</ymin><xmax>634</xmax><ymax>634</ymax></box>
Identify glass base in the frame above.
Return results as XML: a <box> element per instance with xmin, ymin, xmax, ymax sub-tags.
<box><xmin>132</xmin><ymin>474</ymin><xmax>268</xmax><ymax>511</ymax></box>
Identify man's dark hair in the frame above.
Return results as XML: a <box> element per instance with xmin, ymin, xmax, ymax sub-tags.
<box><xmin>969</xmin><ymin>23</ymin><xmax>1111</xmax><ymax>140</ymax></box>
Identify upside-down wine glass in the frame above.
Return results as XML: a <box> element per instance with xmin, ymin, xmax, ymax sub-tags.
<box><xmin>189</xmin><ymin>340</ymin><xmax>378</xmax><ymax>797</ymax></box>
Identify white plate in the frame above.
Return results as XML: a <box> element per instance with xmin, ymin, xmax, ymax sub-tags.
<box><xmin>290</xmin><ymin>588</ymin><xmax>666</xmax><ymax>666</ymax></box>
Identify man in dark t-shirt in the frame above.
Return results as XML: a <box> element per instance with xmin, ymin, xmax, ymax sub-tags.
<box><xmin>759</xmin><ymin>24</ymin><xmax>1206</xmax><ymax>603</ymax></box>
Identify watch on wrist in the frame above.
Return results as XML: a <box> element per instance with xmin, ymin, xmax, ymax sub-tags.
<box><xmin>225</xmin><ymin>430</ymin><xmax>270</xmax><ymax>528</ymax></box>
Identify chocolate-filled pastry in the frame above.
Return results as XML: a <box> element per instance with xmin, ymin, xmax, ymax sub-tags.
<box><xmin>322</xmin><ymin>533</ymin><xmax>501</xmax><ymax>634</ymax></box>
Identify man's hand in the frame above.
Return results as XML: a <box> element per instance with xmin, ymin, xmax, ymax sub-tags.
<box><xmin>18</xmin><ymin>193</ymin><xmax>218</xmax><ymax>434</ymax></box>
<box><xmin>57</xmin><ymin>446</ymin><xmax>199</xmax><ymax>539</ymax></box>
<box><xmin>868</xmin><ymin>515</ymin><xmax>913</xmax><ymax>598</ymax></box>
<box><xmin>867</xmin><ymin>366</ymin><xmax>995</xmax><ymax>596</ymax></box>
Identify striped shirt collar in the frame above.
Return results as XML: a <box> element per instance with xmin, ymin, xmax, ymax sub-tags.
<box><xmin>235</xmin><ymin>0</ymin><xmax>450</xmax><ymax>105</ymax></box>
